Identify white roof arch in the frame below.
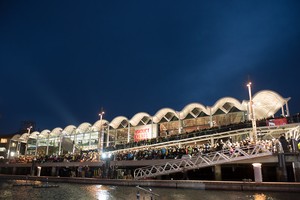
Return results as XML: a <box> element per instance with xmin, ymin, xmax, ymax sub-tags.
<box><xmin>19</xmin><ymin>133</ymin><xmax>30</xmax><ymax>143</ymax></box>
<box><xmin>77</xmin><ymin>122</ymin><xmax>92</xmax><ymax>133</ymax></box>
<box><xmin>130</xmin><ymin>112</ymin><xmax>151</xmax><ymax>126</ymax></box>
<box><xmin>153</xmin><ymin>108</ymin><xmax>178</xmax><ymax>123</ymax></box>
<box><xmin>211</xmin><ymin>97</ymin><xmax>243</xmax><ymax>115</ymax></box>
<box><xmin>92</xmin><ymin>119</ymin><xmax>109</xmax><ymax>131</ymax></box>
<box><xmin>13</xmin><ymin>89</ymin><xmax>289</xmax><ymax>137</ymax></box>
<box><xmin>63</xmin><ymin>125</ymin><xmax>77</xmax><ymax>135</ymax></box>
<box><xmin>109</xmin><ymin>116</ymin><xmax>129</xmax><ymax>129</ymax></box>
<box><xmin>252</xmin><ymin>90</ymin><xmax>289</xmax><ymax>119</ymax></box>
<box><xmin>11</xmin><ymin>134</ymin><xmax>21</xmax><ymax>141</ymax></box>
<box><xmin>51</xmin><ymin>127</ymin><xmax>63</xmax><ymax>137</ymax></box>
<box><xmin>29</xmin><ymin>131</ymin><xmax>40</xmax><ymax>139</ymax></box>
<box><xmin>39</xmin><ymin>129</ymin><xmax>51</xmax><ymax>138</ymax></box>
<box><xmin>181</xmin><ymin>103</ymin><xmax>209</xmax><ymax>119</ymax></box>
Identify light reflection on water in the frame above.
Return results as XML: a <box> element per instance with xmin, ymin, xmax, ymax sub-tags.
<box><xmin>0</xmin><ymin>180</ymin><xmax>298</xmax><ymax>200</ymax></box>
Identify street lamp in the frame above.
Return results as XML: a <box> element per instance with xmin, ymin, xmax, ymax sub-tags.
<box><xmin>98</xmin><ymin>110</ymin><xmax>105</xmax><ymax>160</ymax></box>
<box><xmin>24</xmin><ymin>126</ymin><xmax>33</xmax><ymax>155</ymax></box>
<box><xmin>247</xmin><ymin>82</ymin><xmax>257</xmax><ymax>144</ymax></box>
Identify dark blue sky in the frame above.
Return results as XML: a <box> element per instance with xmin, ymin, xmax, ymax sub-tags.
<box><xmin>1</xmin><ymin>1</ymin><xmax>300</xmax><ymax>135</ymax></box>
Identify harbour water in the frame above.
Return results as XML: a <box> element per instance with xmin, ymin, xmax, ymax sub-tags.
<box><xmin>0</xmin><ymin>180</ymin><xmax>298</xmax><ymax>200</ymax></box>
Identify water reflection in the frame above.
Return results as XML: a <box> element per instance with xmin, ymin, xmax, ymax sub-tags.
<box><xmin>94</xmin><ymin>185</ymin><xmax>111</xmax><ymax>200</ymax></box>
<box><xmin>254</xmin><ymin>193</ymin><xmax>267</xmax><ymax>200</ymax></box>
<box><xmin>0</xmin><ymin>180</ymin><xmax>298</xmax><ymax>200</ymax></box>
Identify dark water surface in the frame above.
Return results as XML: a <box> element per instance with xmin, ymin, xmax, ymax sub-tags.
<box><xmin>0</xmin><ymin>180</ymin><xmax>298</xmax><ymax>200</ymax></box>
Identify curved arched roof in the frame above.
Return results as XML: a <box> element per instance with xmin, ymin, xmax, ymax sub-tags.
<box><xmin>11</xmin><ymin>134</ymin><xmax>21</xmax><ymax>141</ymax></box>
<box><xmin>51</xmin><ymin>127</ymin><xmax>63</xmax><ymax>137</ymax></box>
<box><xmin>109</xmin><ymin>116</ymin><xmax>129</xmax><ymax>129</ymax></box>
<box><xmin>92</xmin><ymin>119</ymin><xmax>109</xmax><ymax>131</ymax></box>
<box><xmin>252</xmin><ymin>90</ymin><xmax>289</xmax><ymax>119</ymax></box>
<box><xmin>8</xmin><ymin>89</ymin><xmax>289</xmax><ymax>140</ymax></box>
<box><xmin>130</xmin><ymin>112</ymin><xmax>151</xmax><ymax>126</ymax></box>
<box><xmin>181</xmin><ymin>103</ymin><xmax>209</xmax><ymax>118</ymax></box>
<box><xmin>63</xmin><ymin>125</ymin><xmax>76</xmax><ymax>135</ymax></box>
<box><xmin>39</xmin><ymin>129</ymin><xmax>51</xmax><ymax>138</ymax></box>
<box><xmin>153</xmin><ymin>108</ymin><xmax>178</xmax><ymax>123</ymax></box>
<box><xmin>29</xmin><ymin>131</ymin><xmax>40</xmax><ymax>139</ymax></box>
<box><xmin>19</xmin><ymin>133</ymin><xmax>30</xmax><ymax>142</ymax></box>
<box><xmin>77</xmin><ymin>122</ymin><xmax>92</xmax><ymax>133</ymax></box>
<box><xmin>211</xmin><ymin>97</ymin><xmax>243</xmax><ymax>115</ymax></box>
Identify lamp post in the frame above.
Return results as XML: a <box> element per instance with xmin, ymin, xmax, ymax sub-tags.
<box><xmin>24</xmin><ymin>126</ymin><xmax>32</xmax><ymax>155</ymax></box>
<box><xmin>98</xmin><ymin>110</ymin><xmax>105</xmax><ymax>160</ymax></box>
<box><xmin>247</xmin><ymin>82</ymin><xmax>257</xmax><ymax>144</ymax></box>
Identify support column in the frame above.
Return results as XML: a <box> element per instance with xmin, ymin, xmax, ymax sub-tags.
<box><xmin>151</xmin><ymin>117</ymin><xmax>154</xmax><ymax>138</ymax></box>
<box><xmin>12</xmin><ymin>167</ymin><xmax>17</xmax><ymax>175</ymax></box>
<box><xmin>252</xmin><ymin>163</ymin><xmax>263</xmax><ymax>182</ymax></box>
<box><xmin>115</xmin><ymin>129</ymin><xmax>118</xmax><ymax>145</ymax></box>
<box><xmin>89</xmin><ymin>131</ymin><xmax>92</xmax><ymax>148</ymax></box>
<box><xmin>178</xmin><ymin>112</ymin><xmax>182</xmax><ymax>134</ymax></box>
<box><xmin>292</xmin><ymin>162</ymin><xmax>300</xmax><ymax>182</ymax></box>
<box><xmin>214</xmin><ymin>165</ymin><xmax>222</xmax><ymax>181</ymax></box>
<box><xmin>46</xmin><ymin>140</ymin><xmax>49</xmax><ymax>155</ymax></box>
<box><xmin>281</xmin><ymin>106</ymin><xmax>285</xmax><ymax>117</ymax></box>
<box><xmin>209</xmin><ymin>107</ymin><xmax>213</xmax><ymax>127</ymax></box>
<box><xmin>285</xmin><ymin>101</ymin><xmax>290</xmax><ymax>117</ymax></box>
<box><xmin>106</xmin><ymin>126</ymin><xmax>110</xmax><ymax>147</ymax></box>
<box><xmin>37</xmin><ymin>166</ymin><xmax>42</xmax><ymax>177</ymax></box>
<box><xmin>31</xmin><ymin>158</ymin><xmax>36</xmax><ymax>176</ymax></box>
<box><xmin>73</xmin><ymin>132</ymin><xmax>77</xmax><ymax>154</ymax></box>
<box><xmin>59</xmin><ymin>135</ymin><xmax>62</xmax><ymax>155</ymax></box>
<box><xmin>51</xmin><ymin>167</ymin><xmax>57</xmax><ymax>176</ymax></box>
<box><xmin>35</xmin><ymin>135</ymin><xmax>39</xmax><ymax>156</ymax></box>
<box><xmin>17</xmin><ymin>141</ymin><xmax>21</xmax><ymax>157</ymax></box>
<box><xmin>7</xmin><ymin>140</ymin><xmax>12</xmax><ymax>159</ymax></box>
<box><xmin>24</xmin><ymin>142</ymin><xmax>28</xmax><ymax>155</ymax></box>
<box><xmin>277</xmin><ymin>153</ymin><xmax>288</xmax><ymax>181</ymax></box>
<box><xmin>210</xmin><ymin>138</ymin><xmax>214</xmax><ymax>147</ymax></box>
<box><xmin>127</xmin><ymin>123</ymin><xmax>130</xmax><ymax>143</ymax></box>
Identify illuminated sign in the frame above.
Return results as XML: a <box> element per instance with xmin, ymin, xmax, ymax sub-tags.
<box><xmin>266</xmin><ymin>118</ymin><xmax>287</xmax><ymax>126</ymax></box>
<box><xmin>134</xmin><ymin>124</ymin><xmax>157</xmax><ymax>142</ymax></box>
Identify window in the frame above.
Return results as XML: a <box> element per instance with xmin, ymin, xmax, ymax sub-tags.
<box><xmin>0</xmin><ymin>138</ymin><xmax>7</xmax><ymax>143</ymax></box>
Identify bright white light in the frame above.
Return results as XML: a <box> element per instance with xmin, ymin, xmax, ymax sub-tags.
<box><xmin>252</xmin><ymin>163</ymin><xmax>262</xmax><ymax>168</ymax></box>
<box><xmin>10</xmin><ymin>152</ymin><xmax>15</xmax><ymax>156</ymax></box>
<box><xmin>94</xmin><ymin>185</ymin><xmax>111</xmax><ymax>200</ymax></box>
<box><xmin>102</xmin><ymin>153</ymin><xmax>107</xmax><ymax>159</ymax></box>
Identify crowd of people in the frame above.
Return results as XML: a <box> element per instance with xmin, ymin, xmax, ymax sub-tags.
<box><xmin>6</xmin><ymin>134</ymin><xmax>299</xmax><ymax>165</ymax></box>
<box><xmin>7</xmin><ymin>151</ymin><xmax>99</xmax><ymax>164</ymax></box>
<box><xmin>3</xmin><ymin>117</ymin><xmax>300</xmax><ymax>165</ymax></box>
<box><xmin>103</xmin><ymin>119</ymin><xmax>267</xmax><ymax>152</ymax></box>
<box><xmin>110</xmin><ymin>138</ymin><xmax>279</xmax><ymax>162</ymax></box>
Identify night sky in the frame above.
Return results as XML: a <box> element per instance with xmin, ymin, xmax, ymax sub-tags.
<box><xmin>1</xmin><ymin>1</ymin><xmax>300</xmax><ymax>135</ymax></box>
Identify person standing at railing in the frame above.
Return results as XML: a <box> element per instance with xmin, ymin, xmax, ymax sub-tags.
<box><xmin>279</xmin><ymin>133</ymin><xmax>289</xmax><ymax>153</ymax></box>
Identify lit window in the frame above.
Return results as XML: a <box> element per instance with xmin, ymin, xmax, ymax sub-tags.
<box><xmin>0</xmin><ymin>138</ymin><xmax>7</xmax><ymax>143</ymax></box>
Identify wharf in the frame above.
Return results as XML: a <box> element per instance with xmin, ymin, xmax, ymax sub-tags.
<box><xmin>1</xmin><ymin>174</ymin><xmax>300</xmax><ymax>192</ymax></box>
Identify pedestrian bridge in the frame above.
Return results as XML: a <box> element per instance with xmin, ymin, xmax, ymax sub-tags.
<box><xmin>133</xmin><ymin>125</ymin><xmax>300</xmax><ymax>180</ymax></box>
<box><xmin>134</xmin><ymin>144</ymin><xmax>274</xmax><ymax>180</ymax></box>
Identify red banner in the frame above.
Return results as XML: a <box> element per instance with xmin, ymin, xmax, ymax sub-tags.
<box><xmin>266</xmin><ymin>118</ymin><xmax>287</xmax><ymax>126</ymax></box>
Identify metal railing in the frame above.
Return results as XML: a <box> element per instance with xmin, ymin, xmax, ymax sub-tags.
<box><xmin>109</xmin><ymin>124</ymin><xmax>300</xmax><ymax>154</ymax></box>
<box><xmin>134</xmin><ymin>144</ymin><xmax>273</xmax><ymax>180</ymax></box>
